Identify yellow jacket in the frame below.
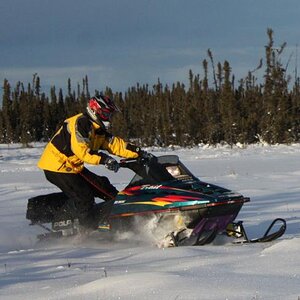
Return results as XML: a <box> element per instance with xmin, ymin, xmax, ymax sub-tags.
<box><xmin>38</xmin><ymin>113</ymin><xmax>139</xmax><ymax>173</ymax></box>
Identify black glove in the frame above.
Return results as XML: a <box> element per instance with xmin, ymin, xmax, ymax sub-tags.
<box><xmin>100</xmin><ymin>153</ymin><xmax>120</xmax><ymax>173</ymax></box>
<box><xmin>125</xmin><ymin>144</ymin><xmax>154</xmax><ymax>161</ymax></box>
<box><xmin>138</xmin><ymin>150</ymin><xmax>154</xmax><ymax>161</ymax></box>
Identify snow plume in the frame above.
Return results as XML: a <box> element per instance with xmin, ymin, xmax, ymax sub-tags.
<box><xmin>112</xmin><ymin>214</ymin><xmax>169</xmax><ymax>246</ymax></box>
<box><xmin>112</xmin><ymin>213</ymin><xmax>192</xmax><ymax>248</ymax></box>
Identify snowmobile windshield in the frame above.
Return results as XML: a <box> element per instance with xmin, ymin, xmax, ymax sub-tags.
<box><xmin>125</xmin><ymin>155</ymin><xmax>195</xmax><ymax>187</ymax></box>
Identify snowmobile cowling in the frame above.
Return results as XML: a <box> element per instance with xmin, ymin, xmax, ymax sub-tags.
<box><xmin>107</xmin><ymin>155</ymin><xmax>250</xmax><ymax>241</ymax></box>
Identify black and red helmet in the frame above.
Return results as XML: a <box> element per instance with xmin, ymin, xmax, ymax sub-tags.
<box><xmin>86</xmin><ymin>94</ymin><xmax>120</xmax><ymax>125</ymax></box>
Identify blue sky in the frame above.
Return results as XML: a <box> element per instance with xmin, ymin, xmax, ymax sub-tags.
<box><xmin>1</xmin><ymin>0</ymin><xmax>300</xmax><ymax>95</ymax></box>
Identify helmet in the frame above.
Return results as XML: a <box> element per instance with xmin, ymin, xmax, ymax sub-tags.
<box><xmin>86</xmin><ymin>94</ymin><xmax>120</xmax><ymax>125</ymax></box>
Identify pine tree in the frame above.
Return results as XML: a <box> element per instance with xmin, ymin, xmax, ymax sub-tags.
<box><xmin>1</xmin><ymin>29</ymin><xmax>300</xmax><ymax>146</ymax></box>
<box><xmin>11</xmin><ymin>81</ymin><xmax>23</xmax><ymax>142</ymax></box>
<box><xmin>260</xmin><ymin>28</ymin><xmax>291</xmax><ymax>143</ymax></box>
<box><xmin>219</xmin><ymin>60</ymin><xmax>238</xmax><ymax>145</ymax></box>
<box><xmin>2</xmin><ymin>79</ymin><xmax>13</xmax><ymax>143</ymax></box>
<box><xmin>0</xmin><ymin>111</ymin><xmax>4</xmax><ymax>143</ymax></box>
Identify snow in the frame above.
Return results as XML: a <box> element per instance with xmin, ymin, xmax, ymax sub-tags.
<box><xmin>0</xmin><ymin>143</ymin><xmax>299</xmax><ymax>300</ymax></box>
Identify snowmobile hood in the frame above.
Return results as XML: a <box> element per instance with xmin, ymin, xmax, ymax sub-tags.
<box><xmin>111</xmin><ymin>156</ymin><xmax>249</xmax><ymax>217</ymax></box>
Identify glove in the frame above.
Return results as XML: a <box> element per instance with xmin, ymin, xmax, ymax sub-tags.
<box><xmin>138</xmin><ymin>150</ymin><xmax>154</xmax><ymax>161</ymax></box>
<box><xmin>125</xmin><ymin>144</ymin><xmax>154</xmax><ymax>161</ymax></box>
<box><xmin>100</xmin><ymin>153</ymin><xmax>120</xmax><ymax>173</ymax></box>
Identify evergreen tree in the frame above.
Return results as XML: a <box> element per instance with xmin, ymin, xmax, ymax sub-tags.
<box><xmin>219</xmin><ymin>60</ymin><xmax>238</xmax><ymax>145</ymax></box>
<box><xmin>0</xmin><ymin>111</ymin><xmax>4</xmax><ymax>143</ymax></box>
<box><xmin>261</xmin><ymin>28</ymin><xmax>291</xmax><ymax>143</ymax></box>
<box><xmin>1</xmin><ymin>29</ymin><xmax>300</xmax><ymax>146</ymax></box>
<box><xmin>2</xmin><ymin>79</ymin><xmax>13</xmax><ymax>143</ymax></box>
<box><xmin>238</xmin><ymin>72</ymin><xmax>263</xmax><ymax>143</ymax></box>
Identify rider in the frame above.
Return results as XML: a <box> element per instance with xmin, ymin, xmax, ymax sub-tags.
<box><xmin>37</xmin><ymin>93</ymin><xmax>147</xmax><ymax>230</ymax></box>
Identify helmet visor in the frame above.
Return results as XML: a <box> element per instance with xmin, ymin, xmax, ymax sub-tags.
<box><xmin>98</xmin><ymin>107</ymin><xmax>113</xmax><ymax>121</ymax></box>
<box><xmin>99</xmin><ymin>94</ymin><xmax>121</xmax><ymax>113</ymax></box>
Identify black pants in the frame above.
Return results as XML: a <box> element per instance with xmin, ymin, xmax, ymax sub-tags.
<box><xmin>44</xmin><ymin>168</ymin><xmax>118</xmax><ymax>228</ymax></box>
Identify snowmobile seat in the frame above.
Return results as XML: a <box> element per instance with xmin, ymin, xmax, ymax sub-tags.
<box><xmin>26</xmin><ymin>192</ymin><xmax>70</xmax><ymax>224</ymax></box>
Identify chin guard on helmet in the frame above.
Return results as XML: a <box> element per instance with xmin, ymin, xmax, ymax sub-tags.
<box><xmin>86</xmin><ymin>94</ymin><xmax>120</xmax><ymax>125</ymax></box>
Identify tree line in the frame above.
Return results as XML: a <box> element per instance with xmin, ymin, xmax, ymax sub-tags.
<box><xmin>1</xmin><ymin>29</ymin><xmax>300</xmax><ymax>147</ymax></box>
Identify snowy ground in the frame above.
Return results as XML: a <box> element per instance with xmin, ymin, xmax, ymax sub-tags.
<box><xmin>0</xmin><ymin>143</ymin><xmax>299</xmax><ymax>300</ymax></box>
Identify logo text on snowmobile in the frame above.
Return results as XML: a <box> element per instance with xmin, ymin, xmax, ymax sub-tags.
<box><xmin>114</xmin><ymin>200</ymin><xmax>126</xmax><ymax>204</ymax></box>
<box><xmin>141</xmin><ymin>185</ymin><xmax>162</xmax><ymax>190</ymax></box>
<box><xmin>53</xmin><ymin>220</ymin><xmax>72</xmax><ymax>228</ymax></box>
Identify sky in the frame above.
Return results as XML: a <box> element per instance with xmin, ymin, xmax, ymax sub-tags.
<box><xmin>1</xmin><ymin>0</ymin><xmax>300</xmax><ymax>96</ymax></box>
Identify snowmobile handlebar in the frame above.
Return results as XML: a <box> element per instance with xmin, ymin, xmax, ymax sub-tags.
<box><xmin>119</xmin><ymin>153</ymin><xmax>156</xmax><ymax>168</ymax></box>
<box><xmin>119</xmin><ymin>153</ymin><xmax>175</xmax><ymax>185</ymax></box>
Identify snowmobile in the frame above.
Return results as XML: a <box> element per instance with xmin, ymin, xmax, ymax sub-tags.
<box><xmin>26</xmin><ymin>154</ymin><xmax>286</xmax><ymax>246</ymax></box>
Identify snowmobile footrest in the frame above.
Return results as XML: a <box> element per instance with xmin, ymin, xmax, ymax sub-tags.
<box><xmin>37</xmin><ymin>231</ymin><xmax>63</xmax><ymax>241</ymax></box>
<box><xmin>168</xmin><ymin>225</ymin><xmax>219</xmax><ymax>247</ymax></box>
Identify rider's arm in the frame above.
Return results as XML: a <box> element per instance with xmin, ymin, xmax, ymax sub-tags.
<box><xmin>70</xmin><ymin>116</ymin><xmax>102</xmax><ymax>165</ymax></box>
<box><xmin>102</xmin><ymin>135</ymin><xmax>139</xmax><ymax>159</ymax></box>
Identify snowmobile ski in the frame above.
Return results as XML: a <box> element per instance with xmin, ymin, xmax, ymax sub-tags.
<box><xmin>227</xmin><ymin>218</ymin><xmax>287</xmax><ymax>244</ymax></box>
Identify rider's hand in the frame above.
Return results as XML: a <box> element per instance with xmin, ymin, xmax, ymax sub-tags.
<box><xmin>100</xmin><ymin>153</ymin><xmax>120</xmax><ymax>172</ymax></box>
<box><xmin>139</xmin><ymin>150</ymin><xmax>153</xmax><ymax>161</ymax></box>
<box><xmin>125</xmin><ymin>143</ymin><xmax>154</xmax><ymax>162</ymax></box>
